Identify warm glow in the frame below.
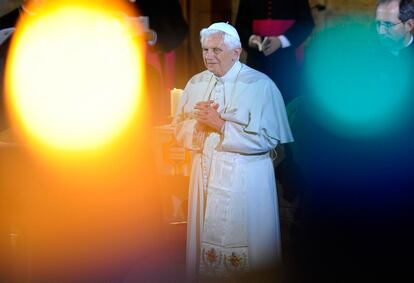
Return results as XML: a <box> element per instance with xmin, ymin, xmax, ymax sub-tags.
<box><xmin>5</xmin><ymin>0</ymin><xmax>145</xmax><ymax>153</ymax></box>
<box><xmin>1</xmin><ymin>3</ymin><xmax>164</xmax><ymax>281</ymax></box>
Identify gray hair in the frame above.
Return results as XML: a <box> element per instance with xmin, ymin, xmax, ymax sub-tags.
<box><xmin>199</xmin><ymin>29</ymin><xmax>241</xmax><ymax>49</ymax></box>
<box><xmin>377</xmin><ymin>0</ymin><xmax>414</xmax><ymax>22</ymax></box>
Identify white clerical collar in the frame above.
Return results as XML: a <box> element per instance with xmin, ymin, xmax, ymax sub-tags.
<box><xmin>391</xmin><ymin>35</ymin><xmax>413</xmax><ymax>56</ymax></box>
<box><xmin>405</xmin><ymin>35</ymin><xmax>413</xmax><ymax>48</ymax></box>
<box><xmin>213</xmin><ymin>61</ymin><xmax>242</xmax><ymax>83</ymax></box>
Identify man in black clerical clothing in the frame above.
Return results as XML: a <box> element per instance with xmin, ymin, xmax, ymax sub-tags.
<box><xmin>235</xmin><ymin>0</ymin><xmax>314</xmax><ymax>104</ymax></box>
<box><xmin>376</xmin><ymin>0</ymin><xmax>414</xmax><ymax>57</ymax></box>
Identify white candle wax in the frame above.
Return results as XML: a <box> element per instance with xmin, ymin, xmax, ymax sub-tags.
<box><xmin>170</xmin><ymin>88</ymin><xmax>183</xmax><ymax>117</ymax></box>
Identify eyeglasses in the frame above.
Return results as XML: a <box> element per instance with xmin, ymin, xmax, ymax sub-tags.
<box><xmin>375</xmin><ymin>20</ymin><xmax>405</xmax><ymax>29</ymax></box>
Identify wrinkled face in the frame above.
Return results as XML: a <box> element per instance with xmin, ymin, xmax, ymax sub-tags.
<box><xmin>201</xmin><ymin>33</ymin><xmax>240</xmax><ymax>77</ymax></box>
<box><xmin>375</xmin><ymin>1</ymin><xmax>413</xmax><ymax>51</ymax></box>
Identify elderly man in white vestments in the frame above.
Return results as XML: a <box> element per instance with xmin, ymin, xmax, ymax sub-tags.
<box><xmin>173</xmin><ymin>22</ymin><xmax>293</xmax><ymax>281</ymax></box>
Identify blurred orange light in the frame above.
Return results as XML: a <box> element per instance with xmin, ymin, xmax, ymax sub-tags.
<box><xmin>5</xmin><ymin>0</ymin><xmax>145</xmax><ymax>153</ymax></box>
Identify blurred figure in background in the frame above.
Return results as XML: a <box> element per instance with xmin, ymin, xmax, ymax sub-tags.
<box><xmin>0</xmin><ymin>0</ymin><xmax>22</xmax><ymax>30</ymax></box>
<box><xmin>0</xmin><ymin>0</ymin><xmax>47</xmax><ymax>29</ymax></box>
<box><xmin>128</xmin><ymin>0</ymin><xmax>188</xmax><ymax>125</ymax></box>
<box><xmin>0</xmin><ymin>27</ymin><xmax>13</xmax><ymax>135</ymax></box>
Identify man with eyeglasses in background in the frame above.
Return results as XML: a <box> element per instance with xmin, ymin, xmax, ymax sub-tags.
<box><xmin>376</xmin><ymin>0</ymin><xmax>414</xmax><ymax>55</ymax></box>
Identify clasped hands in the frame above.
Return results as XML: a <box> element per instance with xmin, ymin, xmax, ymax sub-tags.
<box><xmin>194</xmin><ymin>100</ymin><xmax>225</xmax><ymax>133</ymax></box>
<box><xmin>249</xmin><ymin>35</ymin><xmax>281</xmax><ymax>56</ymax></box>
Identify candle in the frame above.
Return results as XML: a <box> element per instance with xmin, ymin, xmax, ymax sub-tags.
<box><xmin>170</xmin><ymin>88</ymin><xmax>183</xmax><ymax>117</ymax></box>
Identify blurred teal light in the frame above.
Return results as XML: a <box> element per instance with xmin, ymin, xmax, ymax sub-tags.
<box><xmin>304</xmin><ymin>18</ymin><xmax>412</xmax><ymax>138</ymax></box>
